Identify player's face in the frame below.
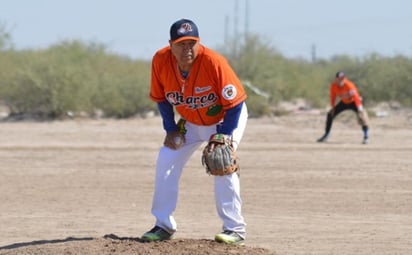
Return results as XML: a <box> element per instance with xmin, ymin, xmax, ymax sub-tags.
<box><xmin>170</xmin><ymin>39</ymin><xmax>199</xmax><ymax>70</ymax></box>
<box><xmin>336</xmin><ymin>76</ymin><xmax>345</xmax><ymax>86</ymax></box>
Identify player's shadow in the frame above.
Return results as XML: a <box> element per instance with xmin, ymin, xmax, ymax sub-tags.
<box><xmin>0</xmin><ymin>236</ymin><xmax>94</xmax><ymax>250</ymax></box>
<box><xmin>103</xmin><ymin>233</ymin><xmax>143</xmax><ymax>242</ymax></box>
<box><xmin>0</xmin><ymin>234</ymin><xmax>146</xmax><ymax>250</ymax></box>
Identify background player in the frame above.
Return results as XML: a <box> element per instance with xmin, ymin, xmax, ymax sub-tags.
<box><xmin>317</xmin><ymin>71</ymin><xmax>370</xmax><ymax>144</ymax></box>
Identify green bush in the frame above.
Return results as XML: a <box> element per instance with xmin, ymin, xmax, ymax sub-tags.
<box><xmin>0</xmin><ymin>33</ymin><xmax>411</xmax><ymax>120</ymax></box>
<box><xmin>0</xmin><ymin>40</ymin><xmax>153</xmax><ymax>118</ymax></box>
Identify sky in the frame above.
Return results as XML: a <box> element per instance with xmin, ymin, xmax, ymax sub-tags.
<box><xmin>1</xmin><ymin>0</ymin><xmax>412</xmax><ymax>61</ymax></box>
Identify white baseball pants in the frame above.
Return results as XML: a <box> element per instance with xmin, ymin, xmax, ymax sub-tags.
<box><xmin>150</xmin><ymin>103</ymin><xmax>248</xmax><ymax>239</ymax></box>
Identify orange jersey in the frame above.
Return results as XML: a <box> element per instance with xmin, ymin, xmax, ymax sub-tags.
<box><xmin>330</xmin><ymin>78</ymin><xmax>362</xmax><ymax>108</ymax></box>
<box><xmin>150</xmin><ymin>45</ymin><xmax>247</xmax><ymax>126</ymax></box>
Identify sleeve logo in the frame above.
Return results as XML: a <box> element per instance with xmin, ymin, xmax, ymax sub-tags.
<box><xmin>222</xmin><ymin>84</ymin><xmax>237</xmax><ymax>100</ymax></box>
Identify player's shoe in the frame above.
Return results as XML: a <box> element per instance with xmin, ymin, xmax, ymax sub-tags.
<box><xmin>317</xmin><ymin>134</ymin><xmax>328</xmax><ymax>143</ymax></box>
<box><xmin>141</xmin><ymin>226</ymin><xmax>173</xmax><ymax>242</ymax></box>
<box><xmin>215</xmin><ymin>230</ymin><xmax>245</xmax><ymax>245</ymax></box>
<box><xmin>362</xmin><ymin>137</ymin><xmax>369</xmax><ymax>144</ymax></box>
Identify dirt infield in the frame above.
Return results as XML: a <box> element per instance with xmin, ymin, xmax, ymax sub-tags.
<box><xmin>0</xmin><ymin>110</ymin><xmax>411</xmax><ymax>255</ymax></box>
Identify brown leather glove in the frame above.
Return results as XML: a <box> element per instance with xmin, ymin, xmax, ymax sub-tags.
<box><xmin>201</xmin><ymin>134</ymin><xmax>238</xmax><ymax>176</ymax></box>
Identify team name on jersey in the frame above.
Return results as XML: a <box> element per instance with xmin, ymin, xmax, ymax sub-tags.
<box><xmin>166</xmin><ymin>91</ymin><xmax>218</xmax><ymax>110</ymax></box>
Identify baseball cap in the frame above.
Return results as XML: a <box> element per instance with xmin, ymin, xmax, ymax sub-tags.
<box><xmin>336</xmin><ymin>71</ymin><xmax>345</xmax><ymax>78</ymax></box>
<box><xmin>170</xmin><ymin>19</ymin><xmax>200</xmax><ymax>43</ymax></box>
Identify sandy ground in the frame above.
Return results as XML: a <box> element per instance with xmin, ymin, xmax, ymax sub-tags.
<box><xmin>0</xmin><ymin>110</ymin><xmax>411</xmax><ymax>255</ymax></box>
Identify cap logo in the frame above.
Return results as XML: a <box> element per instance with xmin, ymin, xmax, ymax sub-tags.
<box><xmin>170</xmin><ymin>19</ymin><xmax>199</xmax><ymax>42</ymax></box>
<box><xmin>177</xmin><ymin>23</ymin><xmax>193</xmax><ymax>36</ymax></box>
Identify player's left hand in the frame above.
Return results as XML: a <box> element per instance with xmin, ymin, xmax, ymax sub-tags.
<box><xmin>201</xmin><ymin>133</ymin><xmax>238</xmax><ymax>176</ymax></box>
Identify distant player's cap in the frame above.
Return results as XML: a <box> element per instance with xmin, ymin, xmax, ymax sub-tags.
<box><xmin>336</xmin><ymin>71</ymin><xmax>345</xmax><ymax>78</ymax></box>
<box><xmin>170</xmin><ymin>19</ymin><xmax>200</xmax><ymax>43</ymax></box>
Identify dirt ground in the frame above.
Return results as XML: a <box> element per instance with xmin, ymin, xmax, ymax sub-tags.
<box><xmin>0</xmin><ymin>109</ymin><xmax>411</xmax><ymax>255</ymax></box>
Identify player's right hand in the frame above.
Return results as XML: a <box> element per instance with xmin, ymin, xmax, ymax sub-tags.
<box><xmin>164</xmin><ymin>131</ymin><xmax>185</xmax><ymax>150</ymax></box>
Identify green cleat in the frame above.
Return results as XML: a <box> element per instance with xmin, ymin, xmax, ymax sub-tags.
<box><xmin>141</xmin><ymin>226</ymin><xmax>173</xmax><ymax>242</ymax></box>
<box><xmin>215</xmin><ymin>230</ymin><xmax>245</xmax><ymax>245</ymax></box>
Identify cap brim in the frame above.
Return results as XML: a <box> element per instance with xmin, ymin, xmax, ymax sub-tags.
<box><xmin>171</xmin><ymin>36</ymin><xmax>200</xmax><ymax>44</ymax></box>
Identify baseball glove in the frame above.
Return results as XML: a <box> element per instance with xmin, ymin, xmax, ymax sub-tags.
<box><xmin>201</xmin><ymin>133</ymin><xmax>238</xmax><ymax>176</ymax></box>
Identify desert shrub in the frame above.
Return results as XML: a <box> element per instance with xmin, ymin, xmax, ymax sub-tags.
<box><xmin>0</xmin><ymin>40</ymin><xmax>153</xmax><ymax>118</ymax></box>
<box><xmin>1</xmin><ymin>33</ymin><xmax>411</xmax><ymax>119</ymax></box>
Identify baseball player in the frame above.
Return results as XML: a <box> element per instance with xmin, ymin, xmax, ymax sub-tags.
<box><xmin>141</xmin><ymin>18</ymin><xmax>248</xmax><ymax>245</ymax></box>
<box><xmin>317</xmin><ymin>71</ymin><xmax>370</xmax><ymax>144</ymax></box>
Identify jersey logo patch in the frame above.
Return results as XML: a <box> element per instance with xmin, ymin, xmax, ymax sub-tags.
<box><xmin>206</xmin><ymin>105</ymin><xmax>222</xmax><ymax>116</ymax></box>
<box><xmin>222</xmin><ymin>84</ymin><xmax>237</xmax><ymax>100</ymax></box>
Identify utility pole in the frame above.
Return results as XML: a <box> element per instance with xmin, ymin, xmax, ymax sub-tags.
<box><xmin>311</xmin><ymin>44</ymin><xmax>317</xmax><ymax>63</ymax></box>
<box><xmin>224</xmin><ymin>15</ymin><xmax>229</xmax><ymax>45</ymax></box>
<box><xmin>244</xmin><ymin>0</ymin><xmax>249</xmax><ymax>42</ymax></box>
<box><xmin>233</xmin><ymin>0</ymin><xmax>239</xmax><ymax>58</ymax></box>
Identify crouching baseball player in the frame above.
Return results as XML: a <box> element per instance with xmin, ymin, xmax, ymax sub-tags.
<box><xmin>317</xmin><ymin>71</ymin><xmax>370</xmax><ymax>144</ymax></box>
<box><xmin>141</xmin><ymin>18</ymin><xmax>248</xmax><ymax>245</ymax></box>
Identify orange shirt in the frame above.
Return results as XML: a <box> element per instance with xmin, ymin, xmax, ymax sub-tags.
<box><xmin>330</xmin><ymin>78</ymin><xmax>362</xmax><ymax>108</ymax></box>
<box><xmin>150</xmin><ymin>45</ymin><xmax>247</xmax><ymax>126</ymax></box>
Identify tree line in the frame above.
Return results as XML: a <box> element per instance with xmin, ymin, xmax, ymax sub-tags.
<box><xmin>0</xmin><ymin>29</ymin><xmax>411</xmax><ymax>120</ymax></box>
